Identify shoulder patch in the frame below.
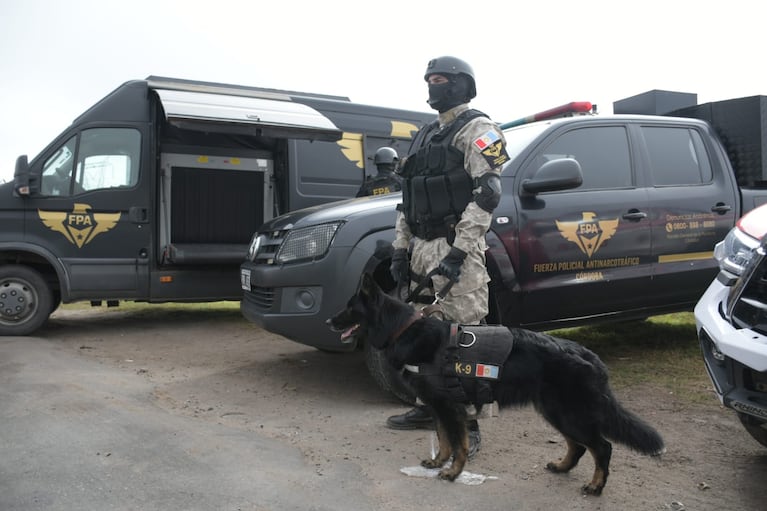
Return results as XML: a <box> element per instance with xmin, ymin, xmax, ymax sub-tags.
<box><xmin>473</xmin><ymin>130</ymin><xmax>500</xmax><ymax>150</ymax></box>
<box><xmin>474</xmin><ymin>129</ymin><xmax>510</xmax><ymax>168</ymax></box>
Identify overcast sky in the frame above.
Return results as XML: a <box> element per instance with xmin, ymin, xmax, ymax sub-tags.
<box><xmin>1</xmin><ymin>0</ymin><xmax>764</xmax><ymax>182</ymax></box>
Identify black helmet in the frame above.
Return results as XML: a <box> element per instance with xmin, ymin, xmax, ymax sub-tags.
<box><xmin>424</xmin><ymin>56</ymin><xmax>476</xmax><ymax>99</ymax></box>
<box><xmin>373</xmin><ymin>147</ymin><xmax>399</xmax><ymax>166</ymax></box>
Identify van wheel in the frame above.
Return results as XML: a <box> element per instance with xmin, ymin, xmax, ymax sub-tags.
<box><xmin>738</xmin><ymin>412</ymin><xmax>767</xmax><ymax>448</ymax></box>
<box><xmin>0</xmin><ymin>265</ymin><xmax>54</xmax><ymax>336</ymax></box>
<box><xmin>364</xmin><ymin>341</ymin><xmax>417</xmax><ymax>405</ymax></box>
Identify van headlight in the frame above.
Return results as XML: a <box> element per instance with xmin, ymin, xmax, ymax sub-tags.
<box><xmin>275</xmin><ymin>222</ymin><xmax>342</xmax><ymax>264</ymax></box>
<box><xmin>715</xmin><ymin>227</ymin><xmax>760</xmax><ymax>276</ymax></box>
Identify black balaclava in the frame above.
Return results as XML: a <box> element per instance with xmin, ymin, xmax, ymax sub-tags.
<box><xmin>427</xmin><ymin>74</ymin><xmax>473</xmax><ymax>113</ymax></box>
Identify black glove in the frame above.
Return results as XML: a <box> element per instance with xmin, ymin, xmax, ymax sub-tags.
<box><xmin>390</xmin><ymin>248</ymin><xmax>409</xmax><ymax>284</ymax></box>
<box><xmin>437</xmin><ymin>247</ymin><xmax>467</xmax><ymax>282</ymax></box>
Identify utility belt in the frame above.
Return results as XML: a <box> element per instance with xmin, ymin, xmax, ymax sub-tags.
<box><xmin>410</xmin><ymin>214</ymin><xmax>458</xmax><ymax>244</ymax></box>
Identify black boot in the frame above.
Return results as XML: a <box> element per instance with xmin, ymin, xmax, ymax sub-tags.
<box><xmin>386</xmin><ymin>405</ymin><xmax>434</xmax><ymax>430</ymax></box>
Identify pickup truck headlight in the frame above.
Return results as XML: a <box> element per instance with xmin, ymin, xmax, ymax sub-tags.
<box><xmin>275</xmin><ymin>222</ymin><xmax>342</xmax><ymax>264</ymax></box>
<box><xmin>714</xmin><ymin>227</ymin><xmax>760</xmax><ymax>276</ymax></box>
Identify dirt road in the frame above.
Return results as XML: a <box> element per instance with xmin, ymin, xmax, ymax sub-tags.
<box><xmin>1</xmin><ymin>305</ymin><xmax>766</xmax><ymax>510</ymax></box>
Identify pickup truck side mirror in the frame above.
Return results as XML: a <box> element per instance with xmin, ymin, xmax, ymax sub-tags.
<box><xmin>521</xmin><ymin>157</ymin><xmax>583</xmax><ymax>195</ymax></box>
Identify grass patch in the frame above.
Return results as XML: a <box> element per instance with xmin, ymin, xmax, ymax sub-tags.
<box><xmin>57</xmin><ymin>300</ymin><xmax>244</xmax><ymax>322</ymax></box>
<box><xmin>60</xmin><ymin>301</ymin><xmax>241</xmax><ymax>312</ymax></box>
<box><xmin>549</xmin><ymin>312</ymin><xmax>712</xmax><ymax>404</ymax></box>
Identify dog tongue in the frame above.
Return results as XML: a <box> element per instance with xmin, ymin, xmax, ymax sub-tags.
<box><xmin>340</xmin><ymin>325</ymin><xmax>359</xmax><ymax>340</ymax></box>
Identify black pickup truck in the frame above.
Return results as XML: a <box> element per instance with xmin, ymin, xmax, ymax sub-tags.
<box><xmin>240</xmin><ymin>92</ymin><xmax>767</xmax><ymax>399</ymax></box>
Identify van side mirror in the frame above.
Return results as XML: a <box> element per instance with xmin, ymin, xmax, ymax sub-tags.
<box><xmin>521</xmin><ymin>158</ymin><xmax>583</xmax><ymax>195</ymax></box>
<box><xmin>13</xmin><ymin>155</ymin><xmax>31</xmax><ymax>196</ymax></box>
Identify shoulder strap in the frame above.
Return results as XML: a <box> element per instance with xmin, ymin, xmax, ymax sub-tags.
<box><xmin>408</xmin><ymin>119</ymin><xmax>440</xmax><ymax>153</ymax></box>
<box><xmin>430</xmin><ymin>109</ymin><xmax>489</xmax><ymax>144</ymax></box>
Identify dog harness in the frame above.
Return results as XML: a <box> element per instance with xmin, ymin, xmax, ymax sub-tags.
<box><xmin>403</xmin><ymin>323</ymin><xmax>513</xmax><ymax>405</ymax></box>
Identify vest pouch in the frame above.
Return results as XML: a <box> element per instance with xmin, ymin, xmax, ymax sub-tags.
<box><xmin>425</xmin><ymin>175</ymin><xmax>451</xmax><ymax>219</ymax></box>
<box><xmin>414</xmin><ymin>147</ymin><xmax>430</xmax><ymax>174</ymax></box>
<box><xmin>445</xmin><ymin>163</ymin><xmax>474</xmax><ymax>214</ymax></box>
<box><xmin>411</xmin><ymin>177</ymin><xmax>431</xmax><ymax>216</ymax></box>
<box><xmin>427</xmin><ymin>145</ymin><xmax>446</xmax><ymax>174</ymax></box>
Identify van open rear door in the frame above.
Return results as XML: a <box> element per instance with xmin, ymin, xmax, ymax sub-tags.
<box><xmin>150</xmin><ymin>79</ymin><xmax>343</xmax><ymax>142</ymax></box>
<box><xmin>149</xmin><ymin>79</ymin><xmax>344</xmax><ymax>281</ymax></box>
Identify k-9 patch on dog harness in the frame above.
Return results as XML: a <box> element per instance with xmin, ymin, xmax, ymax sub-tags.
<box><xmin>404</xmin><ymin>323</ymin><xmax>513</xmax><ymax>404</ymax></box>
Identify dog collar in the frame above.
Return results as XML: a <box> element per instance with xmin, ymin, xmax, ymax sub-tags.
<box><xmin>391</xmin><ymin>311</ymin><xmax>424</xmax><ymax>343</ymax></box>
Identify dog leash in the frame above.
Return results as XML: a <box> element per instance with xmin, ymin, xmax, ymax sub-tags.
<box><xmin>405</xmin><ymin>267</ymin><xmax>455</xmax><ymax>306</ymax></box>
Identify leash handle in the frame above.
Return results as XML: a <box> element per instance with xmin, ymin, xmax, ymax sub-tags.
<box><xmin>434</xmin><ymin>279</ymin><xmax>454</xmax><ymax>303</ymax></box>
<box><xmin>405</xmin><ymin>267</ymin><xmax>455</xmax><ymax>304</ymax></box>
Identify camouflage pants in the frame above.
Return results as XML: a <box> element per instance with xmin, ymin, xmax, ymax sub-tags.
<box><xmin>408</xmin><ymin>237</ymin><xmax>490</xmax><ymax>325</ymax></box>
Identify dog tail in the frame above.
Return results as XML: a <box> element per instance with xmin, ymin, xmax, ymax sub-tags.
<box><xmin>605</xmin><ymin>401</ymin><xmax>665</xmax><ymax>456</ymax></box>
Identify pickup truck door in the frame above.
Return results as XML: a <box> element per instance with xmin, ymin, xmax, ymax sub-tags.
<box><xmin>638</xmin><ymin>124</ymin><xmax>738</xmax><ymax>305</ymax></box>
<box><xmin>25</xmin><ymin>126</ymin><xmax>151</xmax><ymax>300</ymax></box>
<box><xmin>512</xmin><ymin>123</ymin><xmax>653</xmax><ymax>325</ymax></box>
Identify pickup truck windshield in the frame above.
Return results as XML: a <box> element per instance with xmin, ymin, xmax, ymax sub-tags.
<box><xmin>502</xmin><ymin>122</ymin><xmax>549</xmax><ymax>161</ymax></box>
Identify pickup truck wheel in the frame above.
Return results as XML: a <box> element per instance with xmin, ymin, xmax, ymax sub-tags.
<box><xmin>364</xmin><ymin>342</ymin><xmax>417</xmax><ymax>405</ymax></box>
<box><xmin>0</xmin><ymin>265</ymin><xmax>54</xmax><ymax>336</ymax></box>
<box><xmin>737</xmin><ymin>412</ymin><xmax>767</xmax><ymax>448</ymax></box>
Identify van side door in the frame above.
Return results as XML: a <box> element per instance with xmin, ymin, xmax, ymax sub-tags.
<box><xmin>26</xmin><ymin>126</ymin><xmax>151</xmax><ymax>300</ymax></box>
<box><xmin>514</xmin><ymin>122</ymin><xmax>653</xmax><ymax>325</ymax></box>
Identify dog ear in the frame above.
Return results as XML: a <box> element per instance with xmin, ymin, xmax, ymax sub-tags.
<box><xmin>360</xmin><ymin>272</ymin><xmax>379</xmax><ymax>298</ymax></box>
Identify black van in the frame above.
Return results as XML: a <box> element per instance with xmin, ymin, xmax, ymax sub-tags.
<box><xmin>0</xmin><ymin>76</ymin><xmax>433</xmax><ymax>335</ymax></box>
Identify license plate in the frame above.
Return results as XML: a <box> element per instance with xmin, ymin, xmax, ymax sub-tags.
<box><xmin>240</xmin><ymin>269</ymin><xmax>251</xmax><ymax>291</ymax></box>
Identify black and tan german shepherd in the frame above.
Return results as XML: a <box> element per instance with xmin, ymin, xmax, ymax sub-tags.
<box><xmin>327</xmin><ymin>273</ymin><xmax>665</xmax><ymax>495</ymax></box>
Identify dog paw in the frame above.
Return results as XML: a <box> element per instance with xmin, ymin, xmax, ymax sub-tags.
<box><xmin>545</xmin><ymin>461</ymin><xmax>568</xmax><ymax>473</ymax></box>
<box><xmin>437</xmin><ymin>469</ymin><xmax>459</xmax><ymax>482</ymax></box>
<box><xmin>421</xmin><ymin>458</ymin><xmax>441</xmax><ymax>469</ymax></box>
<box><xmin>581</xmin><ymin>483</ymin><xmax>603</xmax><ymax>496</ymax></box>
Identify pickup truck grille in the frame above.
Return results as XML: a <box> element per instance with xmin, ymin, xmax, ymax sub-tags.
<box><xmin>251</xmin><ymin>229</ymin><xmax>287</xmax><ymax>265</ymax></box>
<box><xmin>243</xmin><ymin>286</ymin><xmax>274</xmax><ymax>310</ymax></box>
<box><xmin>729</xmin><ymin>245</ymin><xmax>767</xmax><ymax>336</ymax></box>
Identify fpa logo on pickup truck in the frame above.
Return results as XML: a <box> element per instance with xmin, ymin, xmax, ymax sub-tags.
<box><xmin>556</xmin><ymin>212</ymin><xmax>619</xmax><ymax>258</ymax></box>
<box><xmin>38</xmin><ymin>203</ymin><xmax>121</xmax><ymax>248</ymax></box>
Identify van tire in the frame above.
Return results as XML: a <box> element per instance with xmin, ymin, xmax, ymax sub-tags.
<box><xmin>0</xmin><ymin>265</ymin><xmax>53</xmax><ymax>336</ymax></box>
<box><xmin>364</xmin><ymin>341</ymin><xmax>417</xmax><ymax>405</ymax></box>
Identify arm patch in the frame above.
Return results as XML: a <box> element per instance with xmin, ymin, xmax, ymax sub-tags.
<box><xmin>473</xmin><ymin>130</ymin><xmax>509</xmax><ymax>168</ymax></box>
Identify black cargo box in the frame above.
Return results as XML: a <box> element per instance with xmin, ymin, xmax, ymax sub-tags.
<box><xmin>613</xmin><ymin>90</ymin><xmax>697</xmax><ymax>115</ymax></box>
<box><xmin>670</xmin><ymin>96</ymin><xmax>767</xmax><ymax>187</ymax></box>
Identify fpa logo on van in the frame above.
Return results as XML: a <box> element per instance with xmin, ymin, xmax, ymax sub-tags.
<box><xmin>336</xmin><ymin>121</ymin><xmax>421</xmax><ymax>168</ymax></box>
<box><xmin>38</xmin><ymin>203</ymin><xmax>121</xmax><ymax>248</ymax></box>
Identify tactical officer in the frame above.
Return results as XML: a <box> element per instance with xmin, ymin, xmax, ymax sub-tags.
<box><xmin>386</xmin><ymin>56</ymin><xmax>509</xmax><ymax>458</ymax></box>
<box><xmin>356</xmin><ymin>147</ymin><xmax>403</xmax><ymax>197</ymax></box>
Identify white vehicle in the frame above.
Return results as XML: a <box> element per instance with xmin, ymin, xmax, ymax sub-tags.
<box><xmin>695</xmin><ymin>203</ymin><xmax>767</xmax><ymax>447</ymax></box>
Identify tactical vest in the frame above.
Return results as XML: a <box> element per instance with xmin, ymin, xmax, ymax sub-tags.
<box><xmin>403</xmin><ymin>323</ymin><xmax>513</xmax><ymax>405</ymax></box>
<box><xmin>400</xmin><ymin>109</ymin><xmax>488</xmax><ymax>242</ymax></box>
